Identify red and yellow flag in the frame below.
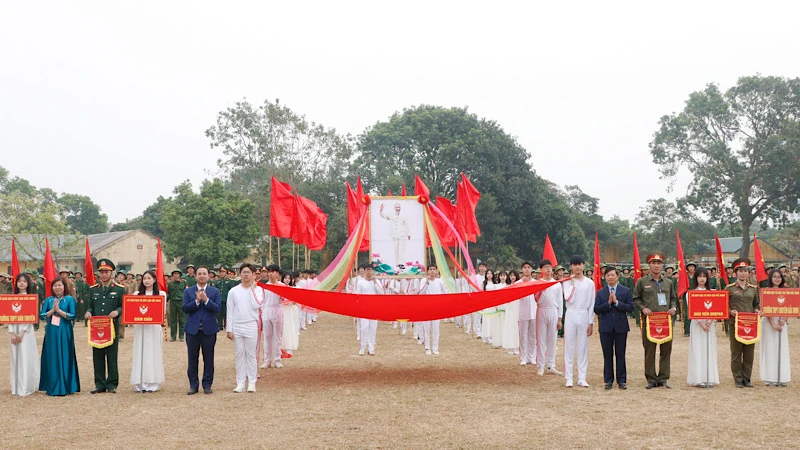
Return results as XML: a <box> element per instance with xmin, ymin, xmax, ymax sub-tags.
<box><xmin>632</xmin><ymin>232</ymin><xmax>642</xmax><ymax>285</ymax></box>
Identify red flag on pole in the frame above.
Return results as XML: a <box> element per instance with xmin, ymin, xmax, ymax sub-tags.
<box><xmin>43</xmin><ymin>237</ymin><xmax>57</xmax><ymax>297</ymax></box>
<box><xmin>84</xmin><ymin>237</ymin><xmax>96</xmax><ymax>286</ymax></box>
<box><xmin>593</xmin><ymin>233</ymin><xmax>602</xmax><ymax>290</ymax></box>
<box><xmin>676</xmin><ymin>230</ymin><xmax>689</xmax><ymax>297</ymax></box>
<box><xmin>715</xmin><ymin>235</ymin><xmax>729</xmax><ymax>286</ymax></box>
<box><xmin>632</xmin><ymin>232</ymin><xmax>642</xmax><ymax>285</ymax></box>
<box><xmin>753</xmin><ymin>234</ymin><xmax>768</xmax><ymax>283</ymax></box>
<box><xmin>156</xmin><ymin>238</ymin><xmax>167</xmax><ymax>292</ymax></box>
<box><xmin>542</xmin><ymin>234</ymin><xmax>557</xmax><ymax>267</ymax></box>
<box><xmin>458</xmin><ymin>173</ymin><xmax>481</xmax><ymax>239</ymax></box>
<box><xmin>356</xmin><ymin>177</ymin><xmax>369</xmax><ymax>252</ymax></box>
<box><xmin>387</xmin><ymin>189</ymin><xmax>392</xmax><ymax>196</ymax></box>
<box><xmin>401</xmin><ymin>184</ymin><xmax>407</xmax><ymax>196</ymax></box>
<box><xmin>11</xmin><ymin>238</ymin><xmax>20</xmax><ymax>281</ymax></box>
<box><xmin>433</xmin><ymin>196</ymin><xmax>457</xmax><ymax>247</ymax></box>
<box><xmin>414</xmin><ymin>175</ymin><xmax>430</xmax><ymax>198</ymax></box>
<box><xmin>345</xmin><ymin>181</ymin><xmax>359</xmax><ymax>235</ymax></box>
<box><xmin>269</xmin><ymin>176</ymin><xmax>294</xmax><ymax>239</ymax></box>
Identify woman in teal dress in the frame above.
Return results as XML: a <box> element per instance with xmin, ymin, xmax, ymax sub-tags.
<box><xmin>39</xmin><ymin>278</ymin><xmax>80</xmax><ymax>396</ymax></box>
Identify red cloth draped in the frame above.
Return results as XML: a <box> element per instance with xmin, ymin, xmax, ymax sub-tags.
<box><xmin>632</xmin><ymin>232</ymin><xmax>642</xmax><ymax>285</ymax></box>
<box><xmin>414</xmin><ymin>175</ymin><xmax>430</xmax><ymax>198</ymax></box>
<box><xmin>269</xmin><ymin>176</ymin><xmax>294</xmax><ymax>238</ymax></box>
<box><xmin>401</xmin><ymin>184</ymin><xmax>407</xmax><ymax>196</ymax></box>
<box><xmin>753</xmin><ymin>235</ymin><xmax>768</xmax><ymax>283</ymax></box>
<box><xmin>356</xmin><ymin>178</ymin><xmax>369</xmax><ymax>252</ymax></box>
<box><xmin>433</xmin><ymin>196</ymin><xmax>457</xmax><ymax>247</ymax></box>
<box><xmin>291</xmin><ymin>194</ymin><xmax>327</xmax><ymax>250</ymax></box>
<box><xmin>156</xmin><ymin>238</ymin><xmax>167</xmax><ymax>292</ymax></box>
<box><xmin>84</xmin><ymin>237</ymin><xmax>96</xmax><ymax>287</ymax></box>
<box><xmin>11</xmin><ymin>238</ymin><xmax>20</xmax><ymax>281</ymax></box>
<box><xmin>456</xmin><ymin>173</ymin><xmax>481</xmax><ymax>242</ymax></box>
<box><xmin>258</xmin><ymin>279</ymin><xmax>558</xmax><ymax>322</ymax></box>
<box><xmin>592</xmin><ymin>233</ymin><xmax>602</xmax><ymax>291</ymax></box>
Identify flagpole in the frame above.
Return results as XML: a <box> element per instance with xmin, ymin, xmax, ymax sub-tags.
<box><xmin>777</xmin><ymin>325</ymin><xmax>782</xmax><ymax>386</ymax></box>
<box><xmin>269</xmin><ymin>235</ymin><xmax>273</xmax><ymax>264</ymax></box>
<box><xmin>705</xmin><ymin>325</ymin><xmax>710</xmax><ymax>388</ymax></box>
<box><xmin>292</xmin><ymin>243</ymin><xmax>296</xmax><ymax>271</ymax></box>
<box><xmin>277</xmin><ymin>238</ymin><xmax>281</xmax><ymax>269</ymax></box>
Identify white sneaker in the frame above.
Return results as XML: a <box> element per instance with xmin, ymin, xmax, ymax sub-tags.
<box><xmin>259</xmin><ymin>362</ymin><xmax>269</xmax><ymax>369</ymax></box>
<box><xmin>432</xmin><ymin>350</ymin><xmax>439</xmax><ymax>355</ymax></box>
<box><xmin>368</xmin><ymin>351</ymin><xmax>375</xmax><ymax>356</ymax></box>
<box><xmin>537</xmin><ymin>367</ymin><xmax>545</xmax><ymax>376</ymax></box>
<box><xmin>274</xmin><ymin>361</ymin><xmax>283</xmax><ymax>369</ymax></box>
<box><xmin>520</xmin><ymin>360</ymin><xmax>527</xmax><ymax>366</ymax></box>
<box><xmin>565</xmin><ymin>380</ymin><xmax>573</xmax><ymax>388</ymax></box>
<box><xmin>513</xmin><ymin>350</ymin><xmax>519</xmax><ymax>355</ymax></box>
<box><xmin>233</xmin><ymin>385</ymin><xmax>246</xmax><ymax>393</ymax></box>
<box><xmin>548</xmin><ymin>367</ymin><xmax>563</xmax><ymax>376</ymax></box>
<box><xmin>426</xmin><ymin>350</ymin><xmax>432</xmax><ymax>355</ymax></box>
<box><xmin>392</xmin><ymin>323</ymin><xmax>397</xmax><ymax>329</ymax></box>
<box><xmin>247</xmin><ymin>384</ymin><xmax>256</xmax><ymax>393</ymax></box>
<box><xmin>401</xmin><ymin>330</ymin><xmax>407</xmax><ymax>335</ymax></box>
<box><xmin>577</xmin><ymin>381</ymin><xmax>590</xmax><ymax>388</ymax></box>
<box><xmin>359</xmin><ymin>350</ymin><xmax>365</xmax><ymax>356</ymax></box>
<box><xmin>417</xmin><ymin>339</ymin><xmax>424</xmax><ymax>345</ymax></box>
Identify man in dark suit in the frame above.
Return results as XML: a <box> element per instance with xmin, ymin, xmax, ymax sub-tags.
<box><xmin>594</xmin><ymin>267</ymin><xmax>634</xmax><ymax>390</ymax></box>
<box><xmin>183</xmin><ymin>266</ymin><xmax>221</xmax><ymax>395</ymax></box>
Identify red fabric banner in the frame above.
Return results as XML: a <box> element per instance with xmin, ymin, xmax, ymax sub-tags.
<box><xmin>543</xmin><ymin>234</ymin><xmax>557</xmax><ymax>267</ymax></box>
<box><xmin>457</xmin><ymin>173</ymin><xmax>481</xmax><ymax>241</ymax></box>
<box><xmin>686</xmin><ymin>290</ymin><xmax>730</xmax><ymax>320</ymax></box>
<box><xmin>84</xmin><ymin>237</ymin><xmax>96</xmax><ymax>287</ymax></box>
<box><xmin>414</xmin><ymin>175</ymin><xmax>430</xmax><ymax>198</ymax></box>
<box><xmin>401</xmin><ymin>184</ymin><xmax>407</xmax><ymax>196</ymax></box>
<box><xmin>43</xmin><ymin>237</ymin><xmax>56</xmax><ymax>298</ymax></box>
<box><xmin>592</xmin><ymin>233</ymin><xmax>602</xmax><ymax>291</ymax></box>
<box><xmin>433</xmin><ymin>196</ymin><xmax>457</xmax><ymax>247</ymax></box>
<box><xmin>753</xmin><ymin>235</ymin><xmax>768</xmax><ymax>283</ymax></box>
<box><xmin>0</xmin><ymin>294</ymin><xmax>38</xmax><ymax>324</ymax></box>
<box><xmin>258</xmin><ymin>279</ymin><xmax>558</xmax><ymax>322</ymax></box>
<box><xmin>632</xmin><ymin>232</ymin><xmax>642</xmax><ymax>285</ymax></box>
<box><xmin>10</xmin><ymin>238</ymin><xmax>20</xmax><ymax>281</ymax></box>
<box><xmin>735</xmin><ymin>312</ymin><xmax>761</xmax><ymax>344</ymax></box>
<box><xmin>645</xmin><ymin>312</ymin><xmax>673</xmax><ymax>344</ymax></box>
<box><xmin>760</xmin><ymin>288</ymin><xmax>800</xmax><ymax>317</ymax></box>
<box><xmin>715</xmin><ymin>235</ymin><xmax>729</xmax><ymax>286</ymax></box>
<box><xmin>676</xmin><ymin>230</ymin><xmax>689</xmax><ymax>298</ymax></box>
<box><xmin>269</xmin><ymin>176</ymin><xmax>294</xmax><ymax>238</ymax></box>
<box><xmin>155</xmin><ymin>238</ymin><xmax>167</xmax><ymax>292</ymax></box>
<box><xmin>291</xmin><ymin>193</ymin><xmax>310</xmax><ymax>246</ymax></box>
<box><xmin>122</xmin><ymin>295</ymin><xmax>165</xmax><ymax>325</ymax></box>
<box><xmin>356</xmin><ymin>177</ymin><xmax>369</xmax><ymax>252</ymax></box>
<box><xmin>88</xmin><ymin>316</ymin><xmax>115</xmax><ymax>349</ymax></box>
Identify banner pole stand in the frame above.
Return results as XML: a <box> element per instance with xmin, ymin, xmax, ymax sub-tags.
<box><xmin>14</xmin><ymin>324</ymin><xmax>19</xmax><ymax>396</ymax></box>
<box><xmin>777</xmin><ymin>324</ymin><xmax>782</xmax><ymax>386</ymax></box>
<box><xmin>705</xmin><ymin>324</ymin><xmax>710</xmax><ymax>388</ymax></box>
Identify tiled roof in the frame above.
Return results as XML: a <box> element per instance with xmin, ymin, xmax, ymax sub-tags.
<box><xmin>0</xmin><ymin>230</ymin><xmax>135</xmax><ymax>261</ymax></box>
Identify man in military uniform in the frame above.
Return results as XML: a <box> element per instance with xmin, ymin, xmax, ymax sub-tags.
<box><xmin>73</xmin><ymin>271</ymin><xmax>89</xmax><ymax>326</ymax></box>
<box><xmin>0</xmin><ymin>273</ymin><xmax>9</xmax><ymax>293</ymax></box>
<box><xmin>167</xmin><ymin>269</ymin><xmax>188</xmax><ymax>341</ymax></box>
<box><xmin>85</xmin><ymin>259</ymin><xmax>126</xmax><ymax>394</ymax></box>
<box><xmin>184</xmin><ymin>265</ymin><xmax>197</xmax><ymax>288</ymax></box>
<box><xmin>114</xmin><ymin>270</ymin><xmax>130</xmax><ymax>339</ymax></box>
<box><xmin>633</xmin><ymin>251</ymin><xmax>677</xmax><ymax>389</ymax></box>
<box><xmin>725</xmin><ymin>258</ymin><xmax>760</xmax><ymax>388</ymax></box>
<box><xmin>681</xmin><ymin>261</ymin><xmax>697</xmax><ymax>336</ymax></box>
<box><xmin>214</xmin><ymin>266</ymin><xmax>236</xmax><ymax>330</ymax></box>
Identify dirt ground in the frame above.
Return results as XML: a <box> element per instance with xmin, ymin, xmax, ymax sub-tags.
<box><xmin>3</xmin><ymin>314</ymin><xmax>799</xmax><ymax>449</ymax></box>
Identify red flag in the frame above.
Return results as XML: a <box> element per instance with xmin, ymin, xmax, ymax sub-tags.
<box><xmin>676</xmin><ymin>230</ymin><xmax>689</xmax><ymax>297</ymax></box>
<box><xmin>346</xmin><ymin>181</ymin><xmax>359</xmax><ymax>235</ymax></box>
<box><xmin>84</xmin><ymin>237</ymin><xmax>96</xmax><ymax>286</ymax></box>
<box><xmin>44</xmin><ymin>237</ymin><xmax>57</xmax><ymax>297</ymax></box>
<box><xmin>542</xmin><ymin>234</ymin><xmax>557</xmax><ymax>267</ymax></box>
<box><xmin>433</xmin><ymin>196</ymin><xmax>457</xmax><ymax>247</ymax></box>
<box><xmin>401</xmin><ymin>184</ymin><xmax>407</xmax><ymax>196</ymax></box>
<box><xmin>291</xmin><ymin>194</ymin><xmax>311</xmax><ymax>246</ymax></box>
<box><xmin>753</xmin><ymin>234</ymin><xmax>768</xmax><ymax>283</ymax></box>
<box><xmin>715</xmin><ymin>235</ymin><xmax>729</xmax><ymax>286</ymax></box>
<box><xmin>632</xmin><ymin>232</ymin><xmax>642</xmax><ymax>285</ymax></box>
<box><xmin>291</xmin><ymin>194</ymin><xmax>328</xmax><ymax>251</ymax></box>
<box><xmin>269</xmin><ymin>176</ymin><xmax>294</xmax><ymax>239</ymax></box>
<box><xmin>414</xmin><ymin>175</ymin><xmax>430</xmax><ymax>198</ymax></box>
<box><xmin>11</xmin><ymin>238</ymin><xmax>20</xmax><ymax>282</ymax></box>
<box><xmin>156</xmin><ymin>238</ymin><xmax>167</xmax><ymax>292</ymax></box>
<box><xmin>387</xmin><ymin>189</ymin><xmax>392</xmax><ymax>196</ymax></box>
<box><xmin>356</xmin><ymin>177</ymin><xmax>369</xmax><ymax>252</ymax></box>
<box><xmin>458</xmin><ymin>173</ymin><xmax>481</xmax><ymax>239</ymax></box>
<box><xmin>309</xmin><ymin>206</ymin><xmax>328</xmax><ymax>251</ymax></box>
<box><xmin>593</xmin><ymin>233</ymin><xmax>602</xmax><ymax>290</ymax></box>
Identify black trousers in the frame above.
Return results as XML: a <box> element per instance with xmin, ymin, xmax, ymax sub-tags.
<box><xmin>186</xmin><ymin>331</ymin><xmax>216</xmax><ymax>390</ymax></box>
<box><xmin>600</xmin><ymin>330</ymin><xmax>627</xmax><ymax>384</ymax></box>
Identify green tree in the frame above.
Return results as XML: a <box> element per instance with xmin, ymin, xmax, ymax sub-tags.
<box><xmin>160</xmin><ymin>179</ymin><xmax>260</xmax><ymax>267</ymax></box>
<box><xmin>111</xmin><ymin>195</ymin><xmax>169</xmax><ymax>237</ymax></box>
<box><xmin>57</xmin><ymin>193</ymin><xmax>109</xmax><ymax>234</ymax></box>
<box><xmin>355</xmin><ymin>105</ymin><xmax>586</xmax><ymax>261</ymax></box>
<box><xmin>650</xmin><ymin>75</ymin><xmax>800</xmax><ymax>257</ymax></box>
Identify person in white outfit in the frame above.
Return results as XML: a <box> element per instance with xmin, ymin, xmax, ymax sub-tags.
<box><xmin>515</xmin><ymin>262</ymin><xmax>537</xmax><ymax>366</ymax></box>
<box><xmin>357</xmin><ymin>265</ymin><xmax>384</xmax><ymax>355</ymax></box>
<box><xmin>562</xmin><ymin>255</ymin><xmax>595</xmax><ymax>387</ymax></box>
<box><xmin>760</xmin><ymin>269</ymin><xmax>791</xmax><ymax>387</ymax></box>
<box><xmin>8</xmin><ymin>273</ymin><xmax>40</xmax><ymax>396</ymax></box>
<box><xmin>260</xmin><ymin>264</ymin><xmax>285</xmax><ymax>369</ymax></box>
<box><xmin>470</xmin><ymin>263</ymin><xmax>488</xmax><ymax>338</ymax></box>
<box><xmin>536</xmin><ymin>260</ymin><xmax>564</xmax><ymax>376</ymax></box>
<box><xmin>226</xmin><ymin>263</ymin><xmax>264</xmax><ymax>393</ymax></box>
<box><xmin>419</xmin><ymin>264</ymin><xmax>448</xmax><ymax>355</ymax></box>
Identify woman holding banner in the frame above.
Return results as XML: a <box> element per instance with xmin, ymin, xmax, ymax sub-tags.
<box><xmin>130</xmin><ymin>270</ymin><xmax>166</xmax><ymax>393</ymax></box>
<box><xmin>8</xmin><ymin>273</ymin><xmax>40</xmax><ymax>396</ymax></box>
<box><xmin>39</xmin><ymin>278</ymin><xmax>80</xmax><ymax>396</ymax></box>
<box><xmin>686</xmin><ymin>268</ymin><xmax>719</xmax><ymax>388</ymax></box>
<box><xmin>760</xmin><ymin>269</ymin><xmax>790</xmax><ymax>387</ymax></box>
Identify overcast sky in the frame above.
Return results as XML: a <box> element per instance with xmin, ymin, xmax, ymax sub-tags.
<box><xmin>2</xmin><ymin>1</ymin><xmax>798</xmax><ymax>227</ymax></box>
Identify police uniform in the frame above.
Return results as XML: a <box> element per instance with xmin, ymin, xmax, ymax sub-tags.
<box><xmin>725</xmin><ymin>258</ymin><xmax>760</xmax><ymax>388</ymax></box>
<box><xmin>633</xmin><ymin>252</ymin><xmax>677</xmax><ymax>388</ymax></box>
<box><xmin>167</xmin><ymin>270</ymin><xmax>188</xmax><ymax>341</ymax></box>
<box><xmin>87</xmin><ymin>259</ymin><xmax>126</xmax><ymax>393</ymax></box>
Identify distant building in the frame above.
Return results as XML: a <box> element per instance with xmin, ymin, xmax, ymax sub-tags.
<box><xmin>1</xmin><ymin>229</ymin><xmax>176</xmax><ymax>276</ymax></box>
<box><xmin>692</xmin><ymin>236</ymin><xmax>791</xmax><ymax>267</ymax></box>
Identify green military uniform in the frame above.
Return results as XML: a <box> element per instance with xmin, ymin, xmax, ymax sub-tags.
<box><xmin>74</xmin><ymin>277</ymin><xmax>89</xmax><ymax>326</ymax></box>
<box><xmin>633</xmin><ymin>252</ymin><xmax>677</xmax><ymax>387</ymax></box>
<box><xmin>214</xmin><ymin>271</ymin><xmax>237</xmax><ymax>329</ymax></box>
<box><xmin>168</xmin><ymin>270</ymin><xmax>188</xmax><ymax>341</ymax></box>
<box><xmin>184</xmin><ymin>265</ymin><xmax>197</xmax><ymax>288</ymax></box>
<box><xmin>725</xmin><ymin>258</ymin><xmax>760</xmax><ymax>388</ymax></box>
<box><xmin>35</xmin><ymin>274</ymin><xmax>45</xmax><ymax>331</ymax></box>
<box><xmin>680</xmin><ymin>263</ymin><xmax>698</xmax><ymax>337</ymax></box>
<box><xmin>87</xmin><ymin>259</ymin><xmax>126</xmax><ymax>393</ymax></box>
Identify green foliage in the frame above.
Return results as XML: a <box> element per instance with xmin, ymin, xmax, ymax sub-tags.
<box><xmin>634</xmin><ymin>198</ymin><xmax>718</xmax><ymax>260</ymax></box>
<box><xmin>650</xmin><ymin>75</ymin><xmax>800</xmax><ymax>257</ymax></box>
<box><xmin>57</xmin><ymin>193</ymin><xmax>109</xmax><ymax>234</ymax></box>
<box><xmin>159</xmin><ymin>179</ymin><xmax>260</xmax><ymax>267</ymax></box>
<box><xmin>111</xmin><ymin>195</ymin><xmax>169</xmax><ymax>237</ymax></box>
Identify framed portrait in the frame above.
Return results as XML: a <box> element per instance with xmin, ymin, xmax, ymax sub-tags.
<box><xmin>369</xmin><ymin>197</ymin><xmax>425</xmax><ymax>278</ymax></box>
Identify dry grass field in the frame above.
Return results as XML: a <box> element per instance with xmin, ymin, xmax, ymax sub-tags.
<box><xmin>3</xmin><ymin>314</ymin><xmax>800</xmax><ymax>449</ymax></box>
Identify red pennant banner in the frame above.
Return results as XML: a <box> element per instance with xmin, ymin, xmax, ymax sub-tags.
<box><xmin>734</xmin><ymin>312</ymin><xmax>761</xmax><ymax>344</ymax></box>
<box><xmin>88</xmin><ymin>316</ymin><xmax>116</xmax><ymax>349</ymax></box>
<box><xmin>645</xmin><ymin>311</ymin><xmax>673</xmax><ymax>344</ymax></box>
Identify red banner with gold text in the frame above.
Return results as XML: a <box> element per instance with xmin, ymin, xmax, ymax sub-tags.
<box><xmin>88</xmin><ymin>316</ymin><xmax>116</xmax><ymax>349</ymax></box>
<box><xmin>734</xmin><ymin>312</ymin><xmax>761</xmax><ymax>345</ymax></box>
<box><xmin>0</xmin><ymin>294</ymin><xmax>39</xmax><ymax>324</ymax></box>
<box><xmin>122</xmin><ymin>295</ymin><xmax>165</xmax><ymax>325</ymax></box>
<box><xmin>645</xmin><ymin>312</ymin><xmax>673</xmax><ymax>344</ymax></box>
<box><xmin>687</xmin><ymin>291</ymin><xmax>730</xmax><ymax>320</ymax></box>
<box><xmin>760</xmin><ymin>288</ymin><xmax>800</xmax><ymax>318</ymax></box>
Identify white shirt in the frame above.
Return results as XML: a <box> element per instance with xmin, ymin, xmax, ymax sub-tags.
<box><xmin>356</xmin><ymin>278</ymin><xmax>385</xmax><ymax>295</ymax></box>
<box><xmin>379</xmin><ymin>208</ymin><xmax>410</xmax><ymax>238</ymax></box>
<box><xmin>563</xmin><ymin>277</ymin><xmax>596</xmax><ymax>324</ymax></box>
<box><xmin>537</xmin><ymin>279</ymin><xmax>564</xmax><ymax>316</ymax></box>
<box><xmin>419</xmin><ymin>277</ymin><xmax>448</xmax><ymax>294</ymax></box>
<box><xmin>515</xmin><ymin>278</ymin><xmax>537</xmax><ymax>321</ymax></box>
<box><xmin>262</xmin><ymin>281</ymin><xmax>284</xmax><ymax>307</ymax></box>
<box><xmin>226</xmin><ymin>284</ymin><xmax>264</xmax><ymax>337</ymax></box>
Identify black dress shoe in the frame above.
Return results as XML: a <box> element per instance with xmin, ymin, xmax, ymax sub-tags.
<box><xmin>661</xmin><ymin>382</ymin><xmax>671</xmax><ymax>389</ymax></box>
<box><xmin>187</xmin><ymin>388</ymin><xmax>199</xmax><ymax>395</ymax></box>
<box><xmin>90</xmin><ymin>388</ymin><xmax>106</xmax><ymax>394</ymax></box>
<box><xmin>108</xmin><ymin>388</ymin><xmax>116</xmax><ymax>394</ymax></box>
<box><xmin>203</xmin><ymin>388</ymin><xmax>213</xmax><ymax>394</ymax></box>
<box><xmin>735</xmin><ymin>381</ymin><xmax>744</xmax><ymax>388</ymax></box>
<box><xmin>619</xmin><ymin>383</ymin><xmax>627</xmax><ymax>390</ymax></box>
<box><xmin>605</xmin><ymin>383</ymin><xmax>613</xmax><ymax>390</ymax></box>
<box><xmin>742</xmin><ymin>380</ymin><xmax>754</xmax><ymax>388</ymax></box>
<box><xmin>646</xmin><ymin>381</ymin><xmax>657</xmax><ymax>389</ymax></box>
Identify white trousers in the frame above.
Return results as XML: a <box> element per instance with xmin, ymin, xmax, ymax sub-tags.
<box><xmin>422</xmin><ymin>320</ymin><xmax>440</xmax><ymax>352</ymax></box>
<box><xmin>234</xmin><ymin>335</ymin><xmax>258</xmax><ymax>387</ymax></box>
<box><xmin>359</xmin><ymin>319</ymin><xmax>377</xmax><ymax>352</ymax></box>
<box><xmin>262</xmin><ymin>306</ymin><xmax>284</xmax><ymax>364</ymax></box>
<box><xmin>299</xmin><ymin>309</ymin><xmax>307</xmax><ymax>329</ymax></box>
<box><xmin>471</xmin><ymin>312</ymin><xmax>482</xmax><ymax>336</ymax></box>
<box><xmin>564</xmin><ymin>311</ymin><xmax>590</xmax><ymax>383</ymax></box>
<box><xmin>536</xmin><ymin>307</ymin><xmax>560</xmax><ymax>369</ymax></box>
<box><xmin>393</xmin><ymin>238</ymin><xmax>406</xmax><ymax>266</ymax></box>
<box><xmin>462</xmin><ymin>314</ymin><xmax>472</xmax><ymax>332</ymax></box>
<box><xmin>518</xmin><ymin>319</ymin><xmax>536</xmax><ymax>364</ymax></box>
